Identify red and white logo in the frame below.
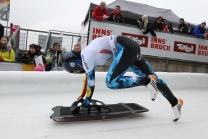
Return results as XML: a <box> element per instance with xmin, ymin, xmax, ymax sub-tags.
<box><xmin>198</xmin><ymin>45</ymin><xmax>208</xmax><ymax>56</ymax></box>
<box><xmin>174</xmin><ymin>41</ymin><xmax>196</xmax><ymax>54</ymax></box>
<box><xmin>122</xmin><ymin>32</ymin><xmax>148</xmax><ymax>47</ymax></box>
<box><xmin>151</xmin><ymin>37</ymin><xmax>170</xmax><ymax>51</ymax></box>
<box><xmin>92</xmin><ymin>28</ymin><xmax>112</xmax><ymax>40</ymax></box>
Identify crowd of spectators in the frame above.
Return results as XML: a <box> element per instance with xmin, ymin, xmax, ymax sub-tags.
<box><xmin>0</xmin><ymin>1</ymin><xmax>208</xmax><ymax>71</ymax></box>
<box><xmin>0</xmin><ymin>37</ymin><xmax>83</xmax><ymax>71</ymax></box>
<box><xmin>92</xmin><ymin>1</ymin><xmax>208</xmax><ymax>39</ymax></box>
<box><xmin>0</xmin><ymin>21</ymin><xmax>82</xmax><ymax>72</ymax></box>
<box><xmin>0</xmin><ymin>22</ymin><xmax>83</xmax><ymax>72</ymax></box>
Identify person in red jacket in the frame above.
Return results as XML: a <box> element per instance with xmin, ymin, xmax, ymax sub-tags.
<box><xmin>93</xmin><ymin>1</ymin><xmax>109</xmax><ymax>20</ymax></box>
<box><xmin>108</xmin><ymin>5</ymin><xmax>124</xmax><ymax>23</ymax></box>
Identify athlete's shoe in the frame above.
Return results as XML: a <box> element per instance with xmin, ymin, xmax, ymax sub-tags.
<box><xmin>146</xmin><ymin>75</ymin><xmax>158</xmax><ymax>101</ymax></box>
<box><xmin>172</xmin><ymin>98</ymin><xmax>184</xmax><ymax>122</ymax></box>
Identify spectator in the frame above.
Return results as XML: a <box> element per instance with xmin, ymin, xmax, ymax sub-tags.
<box><xmin>36</xmin><ymin>45</ymin><xmax>42</xmax><ymax>53</ymax></box>
<box><xmin>62</xmin><ymin>44</ymin><xmax>83</xmax><ymax>73</ymax></box>
<box><xmin>192</xmin><ymin>21</ymin><xmax>206</xmax><ymax>38</ymax></box>
<box><xmin>108</xmin><ymin>5</ymin><xmax>124</xmax><ymax>23</ymax></box>
<box><xmin>93</xmin><ymin>1</ymin><xmax>109</xmax><ymax>21</ymax></box>
<box><xmin>45</xmin><ymin>42</ymin><xmax>64</xmax><ymax>71</ymax></box>
<box><xmin>73</xmin><ymin>44</ymin><xmax>81</xmax><ymax>52</ymax></box>
<box><xmin>161</xmin><ymin>19</ymin><xmax>169</xmax><ymax>31</ymax></box>
<box><xmin>0</xmin><ymin>23</ymin><xmax>4</xmax><ymax>39</ymax></box>
<box><xmin>168</xmin><ymin>23</ymin><xmax>174</xmax><ymax>33</ymax></box>
<box><xmin>17</xmin><ymin>44</ymin><xmax>44</xmax><ymax>64</ymax></box>
<box><xmin>0</xmin><ymin>36</ymin><xmax>15</xmax><ymax>62</ymax></box>
<box><xmin>177</xmin><ymin>18</ymin><xmax>189</xmax><ymax>34</ymax></box>
<box><xmin>143</xmin><ymin>16</ymin><xmax>163</xmax><ymax>37</ymax></box>
<box><xmin>137</xmin><ymin>15</ymin><xmax>149</xmax><ymax>30</ymax></box>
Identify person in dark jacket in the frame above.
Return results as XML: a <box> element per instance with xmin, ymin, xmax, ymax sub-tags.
<box><xmin>17</xmin><ymin>44</ymin><xmax>43</xmax><ymax>64</ymax></box>
<box><xmin>62</xmin><ymin>44</ymin><xmax>83</xmax><ymax>73</ymax></box>
<box><xmin>108</xmin><ymin>5</ymin><xmax>124</xmax><ymax>23</ymax></box>
<box><xmin>0</xmin><ymin>23</ymin><xmax>4</xmax><ymax>39</ymax></box>
<box><xmin>168</xmin><ymin>23</ymin><xmax>174</xmax><ymax>33</ymax></box>
<box><xmin>143</xmin><ymin>16</ymin><xmax>163</xmax><ymax>37</ymax></box>
<box><xmin>177</xmin><ymin>18</ymin><xmax>189</xmax><ymax>34</ymax></box>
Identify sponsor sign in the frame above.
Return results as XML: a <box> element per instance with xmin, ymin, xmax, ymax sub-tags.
<box><xmin>122</xmin><ymin>32</ymin><xmax>148</xmax><ymax>47</ymax></box>
<box><xmin>174</xmin><ymin>41</ymin><xmax>196</xmax><ymax>54</ymax></box>
<box><xmin>151</xmin><ymin>37</ymin><xmax>170</xmax><ymax>51</ymax></box>
<box><xmin>87</xmin><ymin>20</ymin><xmax>208</xmax><ymax>63</ymax></box>
<box><xmin>92</xmin><ymin>28</ymin><xmax>112</xmax><ymax>40</ymax></box>
<box><xmin>198</xmin><ymin>45</ymin><xmax>208</xmax><ymax>56</ymax></box>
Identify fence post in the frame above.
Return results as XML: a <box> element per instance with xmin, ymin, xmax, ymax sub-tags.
<box><xmin>25</xmin><ymin>30</ymin><xmax>28</xmax><ymax>50</ymax></box>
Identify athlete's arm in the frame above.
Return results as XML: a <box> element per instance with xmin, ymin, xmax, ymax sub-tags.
<box><xmin>77</xmin><ymin>73</ymin><xmax>88</xmax><ymax>99</ymax></box>
<box><xmin>79</xmin><ymin>68</ymin><xmax>95</xmax><ymax>107</ymax></box>
<box><xmin>85</xmin><ymin>68</ymin><xmax>95</xmax><ymax>100</ymax></box>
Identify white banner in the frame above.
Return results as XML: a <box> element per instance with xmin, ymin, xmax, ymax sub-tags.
<box><xmin>35</xmin><ymin>55</ymin><xmax>45</xmax><ymax>71</ymax></box>
<box><xmin>88</xmin><ymin>20</ymin><xmax>208</xmax><ymax>63</ymax></box>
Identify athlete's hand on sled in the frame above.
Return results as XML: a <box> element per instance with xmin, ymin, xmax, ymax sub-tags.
<box><xmin>81</xmin><ymin>98</ymin><xmax>91</xmax><ymax>108</ymax></box>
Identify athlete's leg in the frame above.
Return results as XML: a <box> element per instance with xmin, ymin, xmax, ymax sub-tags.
<box><xmin>85</xmin><ymin>68</ymin><xmax>95</xmax><ymax>99</ymax></box>
<box><xmin>131</xmin><ymin>57</ymin><xmax>183</xmax><ymax>121</ymax></box>
<box><xmin>106</xmin><ymin>42</ymin><xmax>149</xmax><ymax>89</ymax></box>
<box><xmin>132</xmin><ymin>57</ymin><xmax>178</xmax><ymax>106</ymax></box>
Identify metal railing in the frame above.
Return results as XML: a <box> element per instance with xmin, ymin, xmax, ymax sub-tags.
<box><xmin>4</xmin><ymin>26</ymin><xmax>48</xmax><ymax>50</ymax></box>
<box><xmin>44</xmin><ymin>30</ymin><xmax>87</xmax><ymax>53</ymax></box>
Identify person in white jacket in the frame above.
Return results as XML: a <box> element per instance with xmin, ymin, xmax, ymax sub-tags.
<box><xmin>64</xmin><ymin>35</ymin><xmax>183</xmax><ymax>122</ymax></box>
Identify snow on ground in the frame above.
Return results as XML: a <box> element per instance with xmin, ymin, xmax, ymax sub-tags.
<box><xmin>0</xmin><ymin>71</ymin><xmax>208</xmax><ymax>139</ymax></box>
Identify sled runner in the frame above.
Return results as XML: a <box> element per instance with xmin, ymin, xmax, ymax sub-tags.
<box><xmin>50</xmin><ymin>98</ymin><xmax>149</xmax><ymax>122</ymax></box>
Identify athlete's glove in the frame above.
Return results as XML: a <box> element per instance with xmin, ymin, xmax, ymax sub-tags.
<box><xmin>81</xmin><ymin>98</ymin><xmax>91</xmax><ymax>108</ymax></box>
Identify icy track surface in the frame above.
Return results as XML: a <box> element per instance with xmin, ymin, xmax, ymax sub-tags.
<box><xmin>0</xmin><ymin>71</ymin><xmax>208</xmax><ymax>139</ymax></box>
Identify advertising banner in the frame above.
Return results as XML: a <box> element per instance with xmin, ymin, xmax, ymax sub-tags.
<box><xmin>88</xmin><ymin>20</ymin><xmax>208</xmax><ymax>63</ymax></box>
